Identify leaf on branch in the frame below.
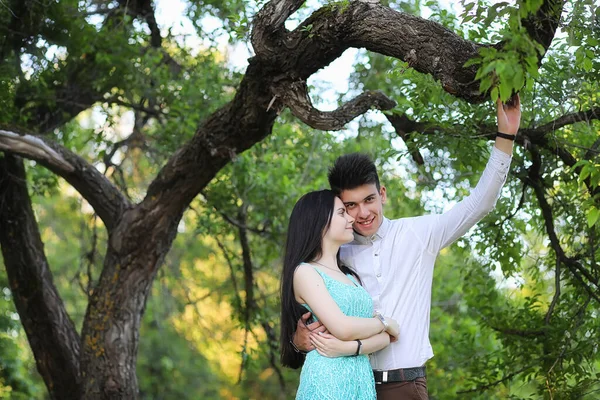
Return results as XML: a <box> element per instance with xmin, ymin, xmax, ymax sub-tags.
<box><xmin>588</xmin><ymin>207</ymin><xmax>600</xmax><ymax>228</ymax></box>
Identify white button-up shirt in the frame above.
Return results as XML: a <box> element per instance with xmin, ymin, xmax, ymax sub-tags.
<box><xmin>340</xmin><ymin>147</ymin><xmax>512</xmax><ymax>370</ymax></box>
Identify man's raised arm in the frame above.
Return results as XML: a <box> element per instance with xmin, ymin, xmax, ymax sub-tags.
<box><xmin>421</xmin><ymin>94</ymin><xmax>521</xmax><ymax>253</ymax></box>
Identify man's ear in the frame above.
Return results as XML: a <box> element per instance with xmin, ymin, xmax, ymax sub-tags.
<box><xmin>380</xmin><ymin>186</ymin><xmax>387</xmax><ymax>204</ymax></box>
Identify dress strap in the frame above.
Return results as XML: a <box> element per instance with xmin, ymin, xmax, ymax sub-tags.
<box><xmin>346</xmin><ymin>274</ymin><xmax>360</xmax><ymax>287</ymax></box>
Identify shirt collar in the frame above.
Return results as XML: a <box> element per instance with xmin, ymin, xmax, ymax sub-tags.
<box><xmin>352</xmin><ymin>217</ymin><xmax>390</xmax><ymax>244</ymax></box>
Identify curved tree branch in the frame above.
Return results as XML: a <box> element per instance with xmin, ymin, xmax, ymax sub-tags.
<box><xmin>0</xmin><ymin>129</ymin><xmax>130</xmax><ymax>231</ymax></box>
<box><xmin>0</xmin><ymin>129</ymin><xmax>75</xmax><ymax>172</ymax></box>
<box><xmin>274</xmin><ymin>80</ymin><xmax>396</xmax><ymax>130</ymax></box>
<box><xmin>251</xmin><ymin>0</ymin><xmax>305</xmax><ymax>56</ymax></box>
<box><xmin>253</xmin><ymin>0</ymin><xmax>563</xmax><ymax>103</ymax></box>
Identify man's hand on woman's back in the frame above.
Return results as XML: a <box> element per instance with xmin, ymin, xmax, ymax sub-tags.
<box><xmin>294</xmin><ymin>311</ymin><xmax>328</xmax><ymax>352</ymax></box>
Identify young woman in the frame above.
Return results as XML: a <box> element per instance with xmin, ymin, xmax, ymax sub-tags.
<box><xmin>280</xmin><ymin>190</ymin><xmax>399</xmax><ymax>399</ymax></box>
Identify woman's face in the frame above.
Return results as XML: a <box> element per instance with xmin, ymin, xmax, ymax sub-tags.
<box><xmin>323</xmin><ymin>197</ymin><xmax>355</xmax><ymax>245</ymax></box>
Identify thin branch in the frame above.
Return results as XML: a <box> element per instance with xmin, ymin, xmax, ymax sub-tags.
<box><xmin>199</xmin><ymin>191</ymin><xmax>271</xmax><ymax>236</ymax></box>
<box><xmin>237</xmin><ymin>204</ymin><xmax>255</xmax><ymax>383</ymax></box>
<box><xmin>547</xmin><ymin>296</ymin><xmax>591</xmax><ymax>375</ymax></box>
<box><xmin>220</xmin><ymin>211</ymin><xmax>270</xmax><ymax>236</ymax></box>
<box><xmin>0</xmin><ymin>129</ymin><xmax>130</xmax><ymax>231</ymax></box>
<box><xmin>530</xmin><ymin>107</ymin><xmax>600</xmax><ymax>137</ymax></box>
<box><xmin>584</xmin><ymin>137</ymin><xmax>600</xmax><ymax>161</ymax></box>
<box><xmin>385</xmin><ymin>113</ymin><xmax>426</xmax><ymax>165</ymax></box>
<box><xmin>545</xmin><ymin>256</ymin><xmax>560</xmax><ymax>324</ymax></box>
<box><xmin>489</xmin><ymin>326</ymin><xmax>545</xmax><ymax>337</ymax></box>
<box><xmin>258</xmin><ymin>321</ymin><xmax>287</xmax><ymax>392</ymax></box>
<box><xmin>456</xmin><ymin>364</ymin><xmax>536</xmax><ymax>394</ymax></box>
<box><xmin>379</xmin><ymin>112</ymin><xmax>600</xmax><ymax>203</ymax></box>
<box><xmin>525</xmin><ymin>146</ymin><xmax>600</xmax><ymax>303</ymax></box>
<box><xmin>104</xmin><ymin>96</ymin><xmax>167</xmax><ymax>117</ymax></box>
<box><xmin>274</xmin><ymin>80</ymin><xmax>396</xmax><ymax>131</ymax></box>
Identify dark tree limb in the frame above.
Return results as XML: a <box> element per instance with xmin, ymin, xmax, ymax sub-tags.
<box><xmin>254</xmin><ymin>0</ymin><xmax>563</xmax><ymax>104</ymax></box>
<box><xmin>258</xmin><ymin>321</ymin><xmax>287</xmax><ymax>392</ymax></box>
<box><xmin>0</xmin><ymin>129</ymin><xmax>130</xmax><ymax>231</ymax></box>
<box><xmin>489</xmin><ymin>326</ymin><xmax>545</xmax><ymax>337</ymax></box>
<box><xmin>236</xmin><ymin>204</ymin><xmax>255</xmax><ymax>383</ymax></box>
<box><xmin>0</xmin><ymin>154</ymin><xmax>81</xmax><ymax>400</ymax></box>
<box><xmin>584</xmin><ymin>137</ymin><xmax>600</xmax><ymax>161</ymax></box>
<box><xmin>251</xmin><ymin>0</ymin><xmax>305</xmax><ymax>56</ymax></box>
<box><xmin>525</xmin><ymin>147</ymin><xmax>600</xmax><ymax>303</ymax></box>
<box><xmin>274</xmin><ymin>80</ymin><xmax>396</xmax><ymax>131</ymax></box>
<box><xmin>238</xmin><ymin>204</ymin><xmax>256</xmax><ymax>317</ymax></box>
<box><xmin>529</xmin><ymin>107</ymin><xmax>600</xmax><ymax>137</ymax></box>
<box><xmin>522</xmin><ymin>0</ymin><xmax>564</xmax><ymax>54</ymax></box>
<box><xmin>385</xmin><ymin>113</ymin><xmax>436</xmax><ymax>165</ymax></box>
<box><xmin>457</xmin><ymin>364</ymin><xmax>536</xmax><ymax>394</ymax></box>
<box><xmin>381</xmin><ymin>110</ymin><xmax>600</xmax><ymax>202</ymax></box>
<box><xmin>116</xmin><ymin>0</ymin><xmax>163</xmax><ymax>48</ymax></box>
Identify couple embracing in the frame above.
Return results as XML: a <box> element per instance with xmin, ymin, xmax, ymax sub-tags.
<box><xmin>279</xmin><ymin>96</ymin><xmax>521</xmax><ymax>399</ymax></box>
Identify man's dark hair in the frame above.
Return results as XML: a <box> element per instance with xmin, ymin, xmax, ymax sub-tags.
<box><xmin>328</xmin><ymin>153</ymin><xmax>380</xmax><ymax>195</ymax></box>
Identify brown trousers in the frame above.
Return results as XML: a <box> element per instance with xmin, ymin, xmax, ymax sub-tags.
<box><xmin>375</xmin><ymin>377</ymin><xmax>428</xmax><ymax>400</ymax></box>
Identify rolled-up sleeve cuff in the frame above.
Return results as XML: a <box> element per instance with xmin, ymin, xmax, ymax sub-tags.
<box><xmin>489</xmin><ymin>146</ymin><xmax>512</xmax><ymax>171</ymax></box>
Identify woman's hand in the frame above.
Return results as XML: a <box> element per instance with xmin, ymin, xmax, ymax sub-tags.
<box><xmin>310</xmin><ymin>332</ymin><xmax>355</xmax><ymax>358</ymax></box>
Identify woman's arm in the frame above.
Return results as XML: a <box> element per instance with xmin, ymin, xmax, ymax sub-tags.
<box><xmin>294</xmin><ymin>265</ymin><xmax>398</xmax><ymax>341</ymax></box>
<box><xmin>310</xmin><ymin>331</ymin><xmax>391</xmax><ymax>357</ymax></box>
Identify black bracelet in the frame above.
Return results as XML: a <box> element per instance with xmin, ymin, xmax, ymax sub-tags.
<box><xmin>496</xmin><ymin>131</ymin><xmax>516</xmax><ymax>141</ymax></box>
<box><xmin>354</xmin><ymin>339</ymin><xmax>362</xmax><ymax>356</ymax></box>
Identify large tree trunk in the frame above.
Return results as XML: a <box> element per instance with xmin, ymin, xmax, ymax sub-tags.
<box><xmin>0</xmin><ymin>155</ymin><xmax>81</xmax><ymax>399</ymax></box>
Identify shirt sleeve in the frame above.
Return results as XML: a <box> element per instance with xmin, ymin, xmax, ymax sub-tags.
<box><xmin>425</xmin><ymin>146</ymin><xmax>512</xmax><ymax>253</ymax></box>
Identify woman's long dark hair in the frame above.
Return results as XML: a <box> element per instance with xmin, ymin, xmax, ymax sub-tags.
<box><xmin>280</xmin><ymin>189</ymin><xmax>359</xmax><ymax>369</ymax></box>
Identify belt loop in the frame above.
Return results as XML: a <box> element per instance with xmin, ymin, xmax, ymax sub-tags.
<box><xmin>382</xmin><ymin>371</ymin><xmax>388</xmax><ymax>383</ymax></box>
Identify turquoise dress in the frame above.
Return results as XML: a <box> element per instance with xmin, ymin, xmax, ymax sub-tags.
<box><xmin>296</xmin><ymin>267</ymin><xmax>376</xmax><ymax>400</ymax></box>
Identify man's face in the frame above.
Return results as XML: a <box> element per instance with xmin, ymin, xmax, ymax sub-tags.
<box><xmin>339</xmin><ymin>184</ymin><xmax>386</xmax><ymax>237</ymax></box>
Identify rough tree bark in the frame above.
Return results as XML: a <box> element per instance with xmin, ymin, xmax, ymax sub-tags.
<box><xmin>0</xmin><ymin>0</ymin><xmax>564</xmax><ymax>398</ymax></box>
<box><xmin>0</xmin><ymin>155</ymin><xmax>82</xmax><ymax>398</ymax></box>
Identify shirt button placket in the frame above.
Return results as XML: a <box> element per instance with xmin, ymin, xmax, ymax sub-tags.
<box><xmin>374</xmin><ymin>240</ymin><xmax>382</xmax><ymax>279</ymax></box>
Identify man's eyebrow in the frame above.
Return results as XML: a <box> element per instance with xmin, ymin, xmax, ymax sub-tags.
<box><xmin>356</xmin><ymin>193</ymin><xmax>377</xmax><ymax>203</ymax></box>
<box><xmin>343</xmin><ymin>193</ymin><xmax>376</xmax><ymax>206</ymax></box>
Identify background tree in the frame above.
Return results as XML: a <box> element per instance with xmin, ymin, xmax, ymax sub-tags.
<box><xmin>1</xmin><ymin>0</ymin><xmax>599</xmax><ymax>399</ymax></box>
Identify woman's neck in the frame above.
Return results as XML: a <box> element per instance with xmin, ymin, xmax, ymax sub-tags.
<box><xmin>315</xmin><ymin>244</ymin><xmax>339</xmax><ymax>269</ymax></box>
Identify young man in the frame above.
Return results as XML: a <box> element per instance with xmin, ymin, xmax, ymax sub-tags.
<box><xmin>292</xmin><ymin>96</ymin><xmax>521</xmax><ymax>399</ymax></box>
